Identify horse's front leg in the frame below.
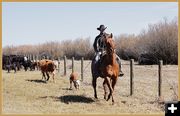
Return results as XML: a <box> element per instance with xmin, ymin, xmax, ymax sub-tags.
<box><xmin>105</xmin><ymin>77</ymin><xmax>113</xmax><ymax>102</ymax></box>
<box><xmin>111</xmin><ymin>78</ymin><xmax>117</xmax><ymax>104</ymax></box>
<box><xmin>103</xmin><ymin>79</ymin><xmax>108</xmax><ymax>100</ymax></box>
<box><xmin>92</xmin><ymin>76</ymin><xmax>98</xmax><ymax>99</ymax></box>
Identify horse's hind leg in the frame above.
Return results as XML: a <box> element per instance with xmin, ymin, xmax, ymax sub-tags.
<box><xmin>103</xmin><ymin>79</ymin><xmax>108</xmax><ymax>100</ymax></box>
<box><xmin>92</xmin><ymin>76</ymin><xmax>98</xmax><ymax>99</ymax></box>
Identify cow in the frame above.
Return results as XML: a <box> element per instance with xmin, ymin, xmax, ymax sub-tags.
<box><xmin>30</xmin><ymin>61</ymin><xmax>38</xmax><ymax>71</ymax></box>
<box><xmin>3</xmin><ymin>55</ymin><xmax>17</xmax><ymax>73</ymax></box>
<box><xmin>38</xmin><ymin>59</ymin><xmax>56</xmax><ymax>82</ymax></box>
<box><xmin>52</xmin><ymin>60</ymin><xmax>59</xmax><ymax>71</ymax></box>
<box><xmin>69</xmin><ymin>72</ymin><xmax>80</xmax><ymax>90</ymax></box>
<box><xmin>138</xmin><ymin>53</ymin><xmax>158</xmax><ymax>65</ymax></box>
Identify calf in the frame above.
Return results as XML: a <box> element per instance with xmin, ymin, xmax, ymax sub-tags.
<box><xmin>69</xmin><ymin>72</ymin><xmax>80</xmax><ymax>90</ymax></box>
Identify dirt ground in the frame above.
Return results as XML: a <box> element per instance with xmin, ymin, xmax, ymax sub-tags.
<box><xmin>2</xmin><ymin>60</ymin><xmax>178</xmax><ymax>114</ymax></box>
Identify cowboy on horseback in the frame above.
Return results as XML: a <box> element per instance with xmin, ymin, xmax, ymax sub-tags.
<box><xmin>93</xmin><ymin>25</ymin><xmax>124</xmax><ymax>77</ymax></box>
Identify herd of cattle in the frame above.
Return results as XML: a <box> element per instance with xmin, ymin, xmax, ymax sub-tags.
<box><xmin>2</xmin><ymin>55</ymin><xmax>58</xmax><ymax>80</ymax></box>
<box><xmin>3</xmin><ymin>55</ymin><xmax>39</xmax><ymax>73</ymax></box>
<box><xmin>2</xmin><ymin>54</ymin><xmax>80</xmax><ymax>89</ymax></box>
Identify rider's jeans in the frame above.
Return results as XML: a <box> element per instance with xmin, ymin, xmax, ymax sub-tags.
<box><xmin>95</xmin><ymin>52</ymin><xmax>101</xmax><ymax>63</ymax></box>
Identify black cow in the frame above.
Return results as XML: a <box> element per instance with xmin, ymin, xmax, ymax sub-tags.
<box><xmin>2</xmin><ymin>55</ymin><xmax>17</xmax><ymax>73</ymax></box>
<box><xmin>3</xmin><ymin>54</ymin><xmax>38</xmax><ymax>72</ymax></box>
<box><xmin>22</xmin><ymin>60</ymin><xmax>32</xmax><ymax>71</ymax></box>
<box><xmin>138</xmin><ymin>53</ymin><xmax>158</xmax><ymax>65</ymax></box>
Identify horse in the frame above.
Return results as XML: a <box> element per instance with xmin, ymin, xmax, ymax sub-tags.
<box><xmin>91</xmin><ymin>33</ymin><xmax>119</xmax><ymax>104</ymax></box>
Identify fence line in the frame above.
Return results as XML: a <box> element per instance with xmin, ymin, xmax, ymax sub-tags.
<box><xmin>21</xmin><ymin>55</ymin><xmax>166</xmax><ymax>98</ymax></box>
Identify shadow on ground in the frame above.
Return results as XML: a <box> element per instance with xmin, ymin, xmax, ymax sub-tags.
<box><xmin>61</xmin><ymin>87</ymin><xmax>71</xmax><ymax>90</ymax></box>
<box><xmin>26</xmin><ymin>79</ymin><xmax>47</xmax><ymax>84</ymax></box>
<box><xmin>38</xmin><ymin>95</ymin><xmax>95</xmax><ymax>104</ymax></box>
<box><xmin>59</xmin><ymin>95</ymin><xmax>95</xmax><ymax>104</ymax></box>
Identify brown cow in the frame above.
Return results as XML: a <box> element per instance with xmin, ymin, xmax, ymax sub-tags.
<box><xmin>38</xmin><ymin>59</ymin><xmax>56</xmax><ymax>83</ymax></box>
<box><xmin>69</xmin><ymin>72</ymin><xmax>80</xmax><ymax>90</ymax></box>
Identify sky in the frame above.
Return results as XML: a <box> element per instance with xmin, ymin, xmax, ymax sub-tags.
<box><xmin>2</xmin><ymin>2</ymin><xmax>178</xmax><ymax>47</ymax></box>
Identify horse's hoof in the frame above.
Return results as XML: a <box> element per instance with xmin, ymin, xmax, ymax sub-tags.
<box><xmin>106</xmin><ymin>98</ymin><xmax>110</xmax><ymax>101</ymax></box>
<box><xmin>107</xmin><ymin>94</ymin><xmax>111</xmax><ymax>101</ymax></box>
<box><xmin>94</xmin><ymin>94</ymin><xmax>98</xmax><ymax>99</ymax></box>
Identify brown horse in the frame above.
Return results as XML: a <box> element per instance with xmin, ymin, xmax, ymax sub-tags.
<box><xmin>91</xmin><ymin>33</ymin><xmax>119</xmax><ymax>104</ymax></box>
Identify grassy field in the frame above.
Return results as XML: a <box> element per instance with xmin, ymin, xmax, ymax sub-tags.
<box><xmin>2</xmin><ymin>60</ymin><xmax>178</xmax><ymax>114</ymax></box>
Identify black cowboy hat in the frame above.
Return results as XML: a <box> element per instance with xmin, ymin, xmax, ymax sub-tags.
<box><xmin>97</xmin><ymin>25</ymin><xmax>107</xmax><ymax>31</ymax></box>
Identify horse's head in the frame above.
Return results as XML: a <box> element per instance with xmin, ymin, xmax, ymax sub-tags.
<box><xmin>104</xmin><ymin>33</ymin><xmax>115</xmax><ymax>54</ymax></box>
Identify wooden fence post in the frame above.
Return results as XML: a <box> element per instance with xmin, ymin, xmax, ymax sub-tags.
<box><xmin>81</xmin><ymin>57</ymin><xmax>84</xmax><ymax>81</ymax></box>
<box><xmin>72</xmin><ymin>57</ymin><xmax>74</xmax><ymax>73</ymax></box>
<box><xmin>130</xmin><ymin>59</ymin><xmax>134</xmax><ymax>96</ymax></box>
<box><xmin>58</xmin><ymin>58</ymin><xmax>60</xmax><ymax>73</ymax></box>
<box><xmin>36</xmin><ymin>55</ymin><xmax>38</xmax><ymax>61</ymax></box>
<box><xmin>64</xmin><ymin>56</ymin><xmax>66</xmax><ymax>76</ymax></box>
<box><xmin>158</xmin><ymin>60</ymin><xmax>163</xmax><ymax>97</ymax></box>
<box><xmin>30</xmin><ymin>54</ymin><xmax>32</xmax><ymax>61</ymax></box>
<box><xmin>29</xmin><ymin>54</ymin><xmax>31</xmax><ymax>61</ymax></box>
<box><xmin>32</xmin><ymin>55</ymin><xmax>34</xmax><ymax>61</ymax></box>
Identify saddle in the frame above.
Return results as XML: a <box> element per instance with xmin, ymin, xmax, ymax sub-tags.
<box><xmin>95</xmin><ymin>51</ymin><xmax>107</xmax><ymax>77</ymax></box>
<box><xmin>98</xmin><ymin>50</ymin><xmax>106</xmax><ymax>65</ymax></box>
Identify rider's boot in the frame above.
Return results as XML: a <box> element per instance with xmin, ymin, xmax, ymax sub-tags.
<box><xmin>116</xmin><ymin>55</ymin><xmax>124</xmax><ymax>77</ymax></box>
<box><xmin>119</xmin><ymin>63</ymin><xmax>124</xmax><ymax>77</ymax></box>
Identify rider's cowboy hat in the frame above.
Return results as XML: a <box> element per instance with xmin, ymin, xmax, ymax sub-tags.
<box><xmin>97</xmin><ymin>25</ymin><xmax>107</xmax><ymax>32</ymax></box>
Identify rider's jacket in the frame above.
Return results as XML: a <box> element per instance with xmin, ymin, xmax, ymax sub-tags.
<box><xmin>93</xmin><ymin>32</ymin><xmax>107</xmax><ymax>53</ymax></box>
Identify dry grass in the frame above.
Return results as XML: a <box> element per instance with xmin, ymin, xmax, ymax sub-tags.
<box><xmin>2</xmin><ymin>60</ymin><xmax>178</xmax><ymax>114</ymax></box>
